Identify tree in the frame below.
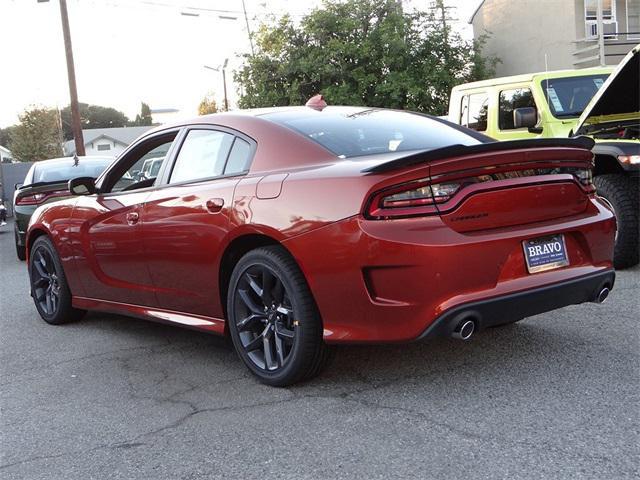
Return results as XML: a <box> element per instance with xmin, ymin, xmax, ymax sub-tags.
<box><xmin>9</xmin><ymin>107</ymin><xmax>63</xmax><ymax>162</ymax></box>
<box><xmin>198</xmin><ymin>93</ymin><xmax>219</xmax><ymax>115</ymax></box>
<box><xmin>132</xmin><ymin>102</ymin><xmax>153</xmax><ymax>126</ymax></box>
<box><xmin>60</xmin><ymin>103</ymin><xmax>129</xmax><ymax>140</ymax></box>
<box><xmin>235</xmin><ymin>0</ymin><xmax>498</xmax><ymax>115</ymax></box>
<box><xmin>0</xmin><ymin>125</ymin><xmax>17</xmax><ymax>147</ymax></box>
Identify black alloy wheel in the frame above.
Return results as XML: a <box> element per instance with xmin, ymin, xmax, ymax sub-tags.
<box><xmin>29</xmin><ymin>236</ymin><xmax>86</xmax><ymax>325</ymax></box>
<box><xmin>31</xmin><ymin>246</ymin><xmax>61</xmax><ymax>317</ymax></box>
<box><xmin>227</xmin><ymin>246</ymin><xmax>330</xmax><ymax>386</ymax></box>
<box><xmin>235</xmin><ymin>264</ymin><xmax>296</xmax><ymax>371</ymax></box>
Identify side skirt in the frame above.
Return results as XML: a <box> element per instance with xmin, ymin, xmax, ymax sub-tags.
<box><xmin>72</xmin><ymin>296</ymin><xmax>226</xmax><ymax>335</ymax></box>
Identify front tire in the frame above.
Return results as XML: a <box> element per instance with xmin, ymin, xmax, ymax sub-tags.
<box><xmin>227</xmin><ymin>246</ymin><xmax>329</xmax><ymax>387</ymax></box>
<box><xmin>594</xmin><ymin>174</ymin><xmax>639</xmax><ymax>269</ymax></box>
<box><xmin>29</xmin><ymin>236</ymin><xmax>86</xmax><ymax>325</ymax></box>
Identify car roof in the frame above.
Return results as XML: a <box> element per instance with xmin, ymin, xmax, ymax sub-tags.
<box><xmin>451</xmin><ymin>66</ymin><xmax>614</xmax><ymax>92</ymax></box>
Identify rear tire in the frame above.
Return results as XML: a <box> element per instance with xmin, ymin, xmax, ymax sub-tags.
<box><xmin>227</xmin><ymin>246</ymin><xmax>330</xmax><ymax>387</ymax></box>
<box><xmin>594</xmin><ymin>174</ymin><xmax>639</xmax><ymax>269</ymax></box>
<box><xmin>15</xmin><ymin>229</ymin><xmax>26</xmax><ymax>261</ymax></box>
<box><xmin>29</xmin><ymin>236</ymin><xmax>86</xmax><ymax>325</ymax></box>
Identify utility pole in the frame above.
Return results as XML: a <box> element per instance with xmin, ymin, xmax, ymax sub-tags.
<box><xmin>58</xmin><ymin>0</ymin><xmax>85</xmax><ymax>155</ymax></box>
<box><xmin>241</xmin><ymin>0</ymin><xmax>255</xmax><ymax>56</ymax></box>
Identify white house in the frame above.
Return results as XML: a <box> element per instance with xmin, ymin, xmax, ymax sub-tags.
<box><xmin>0</xmin><ymin>145</ymin><xmax>13</xmax><ymax>163</ymax></box>
<box><xmin>63</xmin><ymin>126</ymin><xmax>153</xmax><ymax>156</ymax></box>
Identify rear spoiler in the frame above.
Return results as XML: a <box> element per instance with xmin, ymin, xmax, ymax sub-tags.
<box><xmin>362</xmin><ymin>136</ymin><xmax>595</xmax><ymax>174</ymax></box>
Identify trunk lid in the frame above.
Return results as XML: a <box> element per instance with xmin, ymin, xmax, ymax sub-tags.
<box><xmin>429</xmin><ymin>145</ymin><xmax>595</xmax><ymax>232</ymax></box>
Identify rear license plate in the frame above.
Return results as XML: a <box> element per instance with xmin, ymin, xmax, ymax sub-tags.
<box><xmin>522</xmin><ymin>234</ymin><xmax>569</xmax><ymax>273</ymax></box>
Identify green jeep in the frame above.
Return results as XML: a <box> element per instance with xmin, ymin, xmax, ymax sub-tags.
<box><xmin>448</xmin><ymin>45</ymin><xmax>639</xmax><ymax>268</ymax></box>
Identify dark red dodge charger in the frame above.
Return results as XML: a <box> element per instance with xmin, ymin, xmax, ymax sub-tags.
<box><xmin>26</xmin><ymin>105</ymin><xmax>616</xmax><ymax>386</ymax></box>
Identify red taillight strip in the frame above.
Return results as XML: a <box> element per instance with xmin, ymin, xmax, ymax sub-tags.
<box><xmin>365</xmin><ymin>164</ymin><xmax>594</xmax><ymax>220</ymax></box>
<box><xmin>15</xmin><ymin>190</ymin><xmax>68</xmax><ymax>206</ymax></box>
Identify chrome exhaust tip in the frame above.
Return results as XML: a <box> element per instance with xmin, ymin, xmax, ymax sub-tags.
<box><xmin>594</xmin><ymin>287</ymin><xmax>610</xmax><ymax>304</ymax></box>
<box><xmin>452</xmin><ymin>319</ymin><xmax>475</xmax><ymax>341</ymax></box>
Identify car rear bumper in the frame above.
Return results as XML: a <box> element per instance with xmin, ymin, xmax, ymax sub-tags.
<box><xmin>283</xmin><ymin>196</ymin><xmax>616</xmax><ymax>344</ymax></box>
<box><xmin>416</xmin><ymin>269</ymin><xmax>615</xmax><ymax>340</ymax></box>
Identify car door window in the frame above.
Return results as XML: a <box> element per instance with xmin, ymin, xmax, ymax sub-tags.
<box><xmin>460</xmin><ymin>93</ymin><xmax>488</xmax><ymax>132</ymax></box>
<box><xmin>112</xmin><ymin>142</ymin><xmax>173</xmax><ymax>192</ymax></box>
<box><xmin>224</xmin><ymin>138</ymin><xmax>252</xmax><ymax>175</ymax></box>
<box><xmin>170</xmin><ymin>130</ymin><xmax>235</xmax><ymax>184</ymax></box>
<box><xmin>499</xmin><ymin>88</ymin><xmax>536</xmax><ymax>130</ymax></box>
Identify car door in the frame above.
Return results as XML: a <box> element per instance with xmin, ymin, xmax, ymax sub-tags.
<box><xmin>71</xmin><ymin>130</ymin><xmax>179</xmax><ymax>306</ymax></box>
<box><xmin>143</xmin><ymin>127</ymin><xmax>255</xmax><ymax>317</ymax></box>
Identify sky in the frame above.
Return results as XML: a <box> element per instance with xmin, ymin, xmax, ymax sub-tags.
<box><xmin>0</xmin><ymin>0</ymin><xmax>480</xmax><ymax>129</ymax></box>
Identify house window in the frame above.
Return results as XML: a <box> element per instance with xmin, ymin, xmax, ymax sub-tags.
<box><xmin>628</xmin><ymin>0</ymin><xmax>640</xmax><ymax>39</ymax></box>
<box><xmin>97</xmin><ymin>144</ymin><xmax>111</xmax><ymax>151</ymax></box>
<box><xmin>585</xmin><ymin>0</ymin><xmax>618</xmax><ymax>38</ymax></box>
<box><xmin>499</xmin><ymin>88</ymin><xmax>536</xmax><ymax>130</ymax></box>
<box><xmin>459</xmin><ymin>93</ymin><xmax>488</xmax><ymax>132</ymax></box>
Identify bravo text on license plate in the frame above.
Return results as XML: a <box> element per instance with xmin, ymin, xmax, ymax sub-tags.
<box><xmin>522</xmin><ymin>234</ymin><xmax>569</xmax><ymax>273</ymax></box>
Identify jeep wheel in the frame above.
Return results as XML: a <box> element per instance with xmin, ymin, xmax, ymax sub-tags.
<box><xmin>594</xmin><ymin>174</ymin><xmax>639</xmax><ymax>269</ymax></box>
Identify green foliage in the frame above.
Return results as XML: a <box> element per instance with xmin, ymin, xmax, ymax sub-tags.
<box><xmin>0</xmin><ymin>125</ymin><xmax>17</xmax><ymax>148</ymax></box>
<box><xmin>235</xmin><ymin>0</ymin><xmax>498</xmax><ymax>115</ymax></box>
<box><xmin>198</xmin><ymin>93</ymin><xmax>219</xmax><ymax>115</ymax></box>
<box><xmin>60</xmin><ymin>103</ymin><xmax>129</xmax><ymax>140</ymax></box>
<box><xmin>9</xmin><ymin>107</ymin><xmax>63</xmax><ymax>162</ymax></box>
<box><xmin>132</xmin><ymin>102</ymin><xmax>153</xmax><ymax>126</ymax></box>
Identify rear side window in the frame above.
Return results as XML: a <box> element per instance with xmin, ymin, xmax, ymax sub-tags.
<box><xmin>224</xmin><ymin>138</ymin><xmax>252</xmax><ymax>174</ymax></box>
<box><xmin>170</xmin><ymin>130</ymin><xmax>234</xmax><ymax>184</ymax></box>
<box><xmin>460</xmin><ymin>93</ymin><xmax>488</xmax><ymax>132</ymax></box>
<box><xmin>499</xmin><ymin>88</ymin><xmax>536</xmax><ymax>130</ymax></box>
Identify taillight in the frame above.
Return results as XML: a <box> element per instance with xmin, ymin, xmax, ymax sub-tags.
<box><xmin>15</xmin><ymin>190</ymin><xmax>68</xmax><ymax>206</ymax></box>
<box><xmin>15</xmin><ymin>193</ymin><xmax>46</xmax><ymax>206</ymax></box>
<box><xmin>366</xmin><ymin>165</ymin><xmax>594</xmax><ymax>219</ymax></box>
<box><xmin>367</xmin><ymin>178</ymin><xmax>462</xmax><ymax>218</ymax></box>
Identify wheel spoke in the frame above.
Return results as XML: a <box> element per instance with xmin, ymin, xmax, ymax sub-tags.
<box><xmin>276</xmin><ymin>305</ymin><xmax>293</xmax><ymax>316</ymax></box>
<box><xmin>263</xmin><ymin>328</ymin><xmax>276</xmax><ymax>370</ymax></box>
<box><xmin>33</xmin><ymin>277</ymin><xmax>48</xmax><ymax>288</ymax></box>
<box><xmin>237</xmin><ymin>313</ymin><xmax>264</xmax><ymax>332</ymax></box>
<box><xmin>33</xmin><ymin>253</ymin><xmax>47</xmax><ymax>278</ymax></box>
<box><xmin>45</xmin><ymin>291</ymin><xmax>53</xmax><ymax>315</ymax></box>
<box><xmin>275</xmin><ymin>323</ymin><xmax>295</xmax><ymax>344</ymax></box>
<box><xmin>238</xmin><ymin>288</ymin><xmax>263</xmax><ymax>314</ymax></box>
<box><xmin>246</xmin><ymin>274</ymin><xmax>263</xmax><ymax>299</ymax></box>
<box><xmin>274</xmin><ymin>333</ymin><xmax>286</xmax><ymax>367</ymax></box>
<box><xmin>261</xmin><ymin>267</ymin><xmax>275</xmax><ymax>303</ymax></box>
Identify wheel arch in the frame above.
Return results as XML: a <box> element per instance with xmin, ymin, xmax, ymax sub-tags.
<box><xmin>593</xmin><ymin>153</ymin><xmax>624</xmax><ymax>176</ymax></box>
<box><xmin>26</xmin><ymin>227</ymin><xmax>51</xmax><ymax>261</ymax></box>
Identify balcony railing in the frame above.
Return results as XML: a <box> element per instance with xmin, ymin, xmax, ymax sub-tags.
<box><xmin>573</xmin><ymin>31</ymin><xmax>640</xmax><ymax>67</ymax></box>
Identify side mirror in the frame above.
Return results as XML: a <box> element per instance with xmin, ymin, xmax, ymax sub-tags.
<box><xmin>513</xmin><ymin>107</ymin><xmax>537</xmax><ymax>129</ymax></box>
<box><xmin>68</xmin><ymin>177</ymin><xmax>96</xmax><ymax>195</ymax></box>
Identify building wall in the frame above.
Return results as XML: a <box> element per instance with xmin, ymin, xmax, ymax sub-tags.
<box><xmin>473</xmin><ymin>0</ymin><xmax>577</xmax><ymax>76</ymax></box>
<box><xmin>84</xmin><ymin>139</ymin><xmax>126</xmax><ymax>157</ymax></box>
<box><xmin>0</xmin><ymin>162</ymin><xmax>33</xmax><ymax>216</ymax></box>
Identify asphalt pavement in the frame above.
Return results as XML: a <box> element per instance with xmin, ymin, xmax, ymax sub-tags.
<box><xmin>1</xmin><ymin>219</ymin><xmax>638</xmax><ymax>479</ymax></box>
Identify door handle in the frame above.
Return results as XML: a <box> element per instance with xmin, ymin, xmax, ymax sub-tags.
<box><xmin>126</xmin><ymin>211</ymin><xmax>139</xmax><ymax>225</ymax></box>
<box><xmin>206</xmin><ymin>198</ymin><xmax>224</xmax><ymax>213</ymax></box>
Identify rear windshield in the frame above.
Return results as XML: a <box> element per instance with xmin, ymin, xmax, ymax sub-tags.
<box><xmin>31</xmin><ymin>159</ymin><xmax>112</xmax><ymax>184</ymax></box>
<box><xmin>541</xmin><ymin>74</ymin><xmax>609</xmax><ymax>118</ymax></box>
<box><xmin>263</xmin><ymin>109</ymin><xmax>484</xmax><ymax>158</ymax></box>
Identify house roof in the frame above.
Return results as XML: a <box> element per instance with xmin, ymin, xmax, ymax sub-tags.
<box><xmin>64</xmin><ymin>126</ymin><xmax>153</xmax><ymax>154</ymax></box>
<box><xmin>0</xmin><ymin>145</ymin><xmax>11</xmax><ymax>154</ymax></box>
<box><xmin>468</xmin><ymin>0</ymin><xmax>486</xmax><ymax>24</ymax></box>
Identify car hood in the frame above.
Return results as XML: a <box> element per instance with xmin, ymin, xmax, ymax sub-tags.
<box><xmin>574</xmin><ymin>44</ymin><xmax>640</xmax><ymax>136</ymax></box>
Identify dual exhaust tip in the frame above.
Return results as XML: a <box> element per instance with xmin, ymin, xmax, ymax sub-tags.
<box><xmin>450</xmin><ymin>285</ymin><xmax>610</xmax><ymax>341</ymax></box>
